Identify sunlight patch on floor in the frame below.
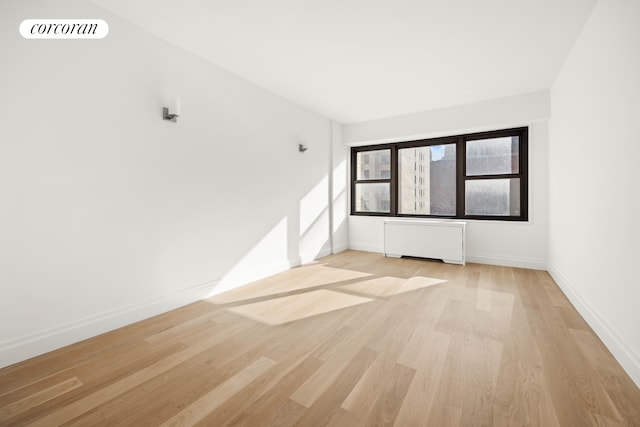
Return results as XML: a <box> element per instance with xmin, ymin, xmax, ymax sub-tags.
<box><xmin>226</xmin><ymin>289</ymin><xmax>373</xmax><ymax>325</ymax></box>
<box><xmin>209</xmin><ymin>264</ymin><xmax>371</xmax><ymax>304</ymax></box>
<box><xmin>338</xmin><ymin>276</ymin><xmax>446</xmax><ymax>298</ymax></box>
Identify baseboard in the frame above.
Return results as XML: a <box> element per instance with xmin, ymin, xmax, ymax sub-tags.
<box><xmin>300</xmin><ymin>248</ymin><xmax>332</xmax><ymax>264</ymax></box>
<box><xmin>289</xmin><ymin>256</ymin><xmax>302</xmax><ymax>268</ymax></box>
<box><xmin>316</xmin><ymin>247</ymin><xmax>333</xmax><ymax>259</ymax></box>
<box><xmin>209</xmin><ymin>258</ymin><xmax>300</xmax><ymax>298</ymax></box>
<box><xmin>332</xmin><ymin>242</ymin><xmax>349</xmax><ymax>254</ymax></box>
<box><xmin>345</xmin><ymin>247</ymin><xmax>546</xmax><ymax>270</ymax></box>
<box><xmin>0</xmin><ymin>280</ymin><xmax>215</xmax><ymax>370</ymax></box>
<box><xmin>348</xmin><ymin>243</ymin><xmax>384</xmax><ymax>253</ymax></box>
<box><xmin>0</xmin><ymin>256</ymin><xmax>306</xmax><ymax>370</ymax></box>
<box><xmin>548</xmin><ymin>264</ymin><xmax>640</xmax><ymax>388</ymax></box>
<box><xmin>466</xmin><ymin>253</ymin><xmax>547</xmax><ymax>270</ymax></box>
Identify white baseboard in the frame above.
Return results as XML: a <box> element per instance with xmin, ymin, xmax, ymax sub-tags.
<box><xmin>548</xmin><ymin>264</ymin><xmax>640</xmax><ymax>388</ymax></box>
<box><xmin>289</xmin><ymin>257</ymin><xmax>302</xmax><ymax>268</ymax></box>
<box><xmin>0</xmin><ymin>256</ymin><xmax>304</xmax><ymax>370</ymax></box>
<box><xmin>348</xmin><ymin>243</ymin><xmax>384</xmax><ymax>253</ymax></box>
<box><xmin>207</xmin><ymin>258</ymin><xmax>299</xmax><ymax>298</ymax></box>
<box><xmin>346</xmin><ymin>247</ymin><xmax>546</xmax><ymax>270</ymax></box>
<box><xmin>466</xmin><ymin>253</ymin><xmax>547</xmax><ymax>270</ymax></box>
<box><xmin>332</xmin><ymin>242</ymin><xmax>349</xmax><ymax>254</ymax></box>
<box><xmin>0</xmin><ymin>280</ymin><xmax>215</xmax><ymax>369</ymax></box>
<box><xmin>300</xmin><ymin>248</ymin><xmax>332</xmax><ymax>264</ymax></box>
<box><xmin>316</xmin><ymin>247</ymin><xmax>333</xmax><ymax>259</ymax></box>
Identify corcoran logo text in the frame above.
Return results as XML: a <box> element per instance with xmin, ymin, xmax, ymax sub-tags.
<box><xmin>19</xmin><ymin>19</ymin><xmax>109</xmax><ymax>39</ymax></box>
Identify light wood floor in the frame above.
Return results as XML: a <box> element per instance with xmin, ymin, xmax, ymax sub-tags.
<box><xmin>1</xmin><ymin>250</ymin><xmax>639</xmax><ymax>426</ymax></box>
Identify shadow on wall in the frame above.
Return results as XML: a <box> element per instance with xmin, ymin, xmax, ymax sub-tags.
<box><xmin>205</xmin><ymin>169</ymin><xmax>346</xmax><ymax>298</ymax></box>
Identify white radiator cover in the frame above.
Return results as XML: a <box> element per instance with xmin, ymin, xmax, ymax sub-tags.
<box><xmin>384</xmin><ymin>220</ymin><xmax>467</xmax><ymax>265</ymax></box>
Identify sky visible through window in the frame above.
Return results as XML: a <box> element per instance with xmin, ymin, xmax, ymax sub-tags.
<box><xmin>431</xmin><ymin>145</ymin><xmax>445</xmax><ymax>161</ymax></box>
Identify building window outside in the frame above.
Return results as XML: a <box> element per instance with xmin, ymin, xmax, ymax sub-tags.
<box><xmin>353</xmin><ymin>148</ymin><xmax>392</xmax><ymax>213</ymax></box>
<box><xmin>465</xmin><ymin>135</ymin><xmax>523</xmax><ymax>216</ymax></box>
<box><xmin>398</xmin><ymin>144</ymin><xmax>456</xmax><ymax>216</ymax></box>
<box><xmin>350</xmin><ymin>127</ymin><xmax>528</xmax><ymax>221</ymax></box>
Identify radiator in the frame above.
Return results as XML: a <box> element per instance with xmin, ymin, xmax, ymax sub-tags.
<box><xmin>384</xmin><ymin>219</ymin><xmax>467</xmax><ymax>265</ymax></box>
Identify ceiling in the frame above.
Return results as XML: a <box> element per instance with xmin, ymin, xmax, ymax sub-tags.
<box><xmin>91</xmin><ymin>0</ymin><xmax>598</xmax><ymax>123</ymax></box>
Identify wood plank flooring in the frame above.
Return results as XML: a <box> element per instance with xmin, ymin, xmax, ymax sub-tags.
<box><xmin>1</xmin><ymin>250</ymin><xmax>639</xmax><ymax>426</ymax></box>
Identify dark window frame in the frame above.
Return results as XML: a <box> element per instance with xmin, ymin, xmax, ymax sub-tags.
<box><xmin>350</xmin><ymin>127</ymin><xmax>528</xmax><ymax>221</ymax></box>
<box><xmin>351</xmin><ymin>145</ymin><xmax>395</xmax><ymax>214</ymax></box>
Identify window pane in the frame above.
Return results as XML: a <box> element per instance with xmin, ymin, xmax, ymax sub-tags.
<box><xmin>355</xmin><ymin>183</ymin><xmax>390</xmax><ymax>213</ymax></box>
<box><xmin>398</xmin><ymin>144</ymin><xmax>456</xmax><ymax>215</ymax></box>
<box><xmin>466</xmin><ymin>137</ymin><xmax>519</xmax><ymax>176</ymax></box>
<box><xmin>356</xmin><ymin>149</ymin><xmax>391</xmax><ymax>180</ymax></box>
<box><xmin>465</xmin><ymin>178</ymin><xmax>520</xmax><ymax>216</ymax></box>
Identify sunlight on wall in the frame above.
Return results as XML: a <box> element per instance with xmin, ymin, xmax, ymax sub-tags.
<box><xmin>332</xmin><ymin>159</ymin><xmax>347</xmax><ymax>234</ymax></box>
<box><xmin>333</xmin><ymin>190</ymin><xmax>347</xmax><ymax>234</ymax></box>
<box><xmin>332</xmin><ymin>159</ymin><xmax>346</xmax><ymax>196</ymax></box>
<box><xmin>300</xmin><ymin>176</ymin><xmax>329</xmax><ymax>235</ymax></box>
<box><xmin>208</xmin><ymin>217</ymin><xmax>289</xmax><ymax>297</ymax></box>
<box><xmin>299</xmin><ymin>176</ymin><xmax>330</xmax><ymax>262</ymax></box>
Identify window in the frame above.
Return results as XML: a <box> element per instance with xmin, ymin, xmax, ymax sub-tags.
<box><xmin>353</xmin><ymin>148</ymin><xmax>392</xmax><ymax>213</ymax></box>
<box><xmin>465</xmin><ymin>134</ymin><xmax>523</xmax><ymax>217</ymax></box>
<box><xmin>398</xmin><ymin>144</ymin><xmax>456</xmax><ymax>216</ymax></box>
<box><xmin>350</xmin><ymin>127</ymin><xmax>528</xmax><ymax>221</ymax></box>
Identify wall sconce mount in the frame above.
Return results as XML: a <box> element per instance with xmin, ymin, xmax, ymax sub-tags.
<box><xmin>163</xmin><ymin>107</ymin><xmax>178</xmax><ymax>122</ymax></box>
<box><xmin>163</xmin><ymin>97</ymin><xmax>181</xmax><ymax>123</ymax></box>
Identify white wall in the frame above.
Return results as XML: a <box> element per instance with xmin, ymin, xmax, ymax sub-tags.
<box><xmin>549</xmin><ymin>0</ymin><xmax>640</xmax><ymax>386</ymax></box>
<box><xmin>344</xmin><ymin>91</ymin><xmax>550</xmax><ymax>269</ymax></box>
<box><xmin>0</xmin><ymin>0</ymin><xmax>339</xmax><ymax>367</ymax></box>
<box><xmin>344</xmin><ymin>90</ymin><xmax>550</xmax><ymax>145</ymax></box>
<box><xmin>331</xmin><ymin>121</ymin><xmax>349</xmax><ymax>253</ymax></box>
